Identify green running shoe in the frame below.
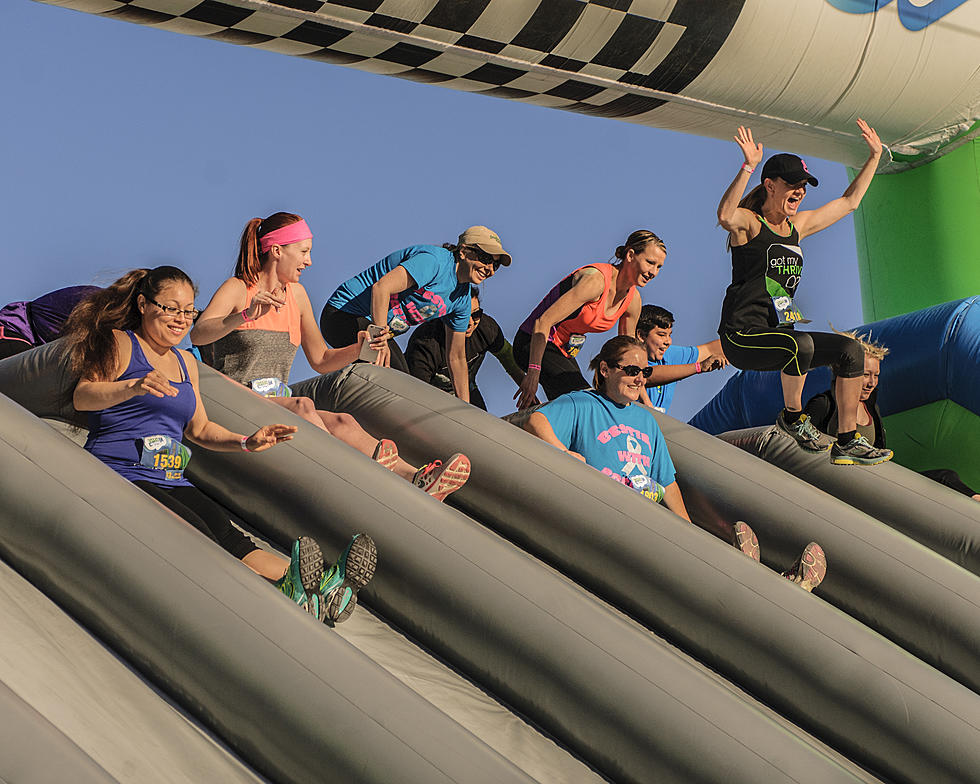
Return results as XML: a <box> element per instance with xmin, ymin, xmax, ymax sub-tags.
<box><xmin>319</xmin><ymin>534</ymin><xmax>378</xmax><ymax>625</ymax></box>
<box><xmin>274</xmin><ymin>535</ymin><xmax>325</xmax><ymax>606</ymax></box>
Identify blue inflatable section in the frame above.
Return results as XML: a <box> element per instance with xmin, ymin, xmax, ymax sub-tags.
<box><xmin>690</xmin><ymin>297</ymin><xmax>980</xmax><ymax>434</ymax></box>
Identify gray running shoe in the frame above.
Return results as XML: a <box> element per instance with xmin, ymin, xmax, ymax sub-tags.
<box><xmin>731</xmin><ymin>521</ymin><xmax>760</xmax><ymax>562</ymax></box>
<box><xmin>830</xmin><ymin>434</ymin><xmax>893</xmax><ymax>466</ymax></box>
<box><xmin>776</xmin><ymin>411</ymin><xmax>833</xmax><ymax>452</ymax></box>
<box><xmin>781</xmin><ymin>542</ymin><xmax>827</xmax><ymax>592</ymax></box>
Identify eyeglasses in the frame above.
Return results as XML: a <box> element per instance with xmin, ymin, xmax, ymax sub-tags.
<box><xmin>610</xmin><ymin>363</ymin><xmax>653</xmax><ymax>378</ymax></box>
<box><xmin>469</xmin><ymin>309</ymin><xmax>484</xmax><ymax>322</ymax></box>
<box><xmin>467</xmin><ymin>246</ymin><xmax>501</xmax><ymax>271</ymax></box>
<box><xmin>147</xmin><ymin>297</ymin><xmax>200</xmax><ymax>321</ymax></box>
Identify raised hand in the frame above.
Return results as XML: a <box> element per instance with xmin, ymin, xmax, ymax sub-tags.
<box><xmin>244</xmin><ymin>424</ymin><xmax>298</xmax><ymax>452</ymax></box>
<box><xmin>856</xmin><ymin>118</ymin><xmax>882</xmax><ymax>158</ymax></box>
<box><xmin>735</xmin><ymin>126</ymin><xmax>763</xmax><ymax>168</ymax></box>
<box><xmin>514</xmin><ymin>373</ymin><xmax>540</xmax><ymax>410</ymax></box>
<box><xmin>699</xmin><ymin>352</ymin><xmax>729</xmax><ymax>372</ymax></box>
<box><xmin>245</xmin><ymin>286</ymin><xmax>288</xmax><ymax>321</ymax></box>
<box><xmin>131</xmin><ymin>369</ymin><xmax>177</xmax><ymax>398</ymax></box>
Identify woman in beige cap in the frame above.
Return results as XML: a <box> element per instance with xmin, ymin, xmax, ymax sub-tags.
<box><xmin>321</xmin><ymin>226</ymin><xmax>512</xmax><ymax>406</ymax></box>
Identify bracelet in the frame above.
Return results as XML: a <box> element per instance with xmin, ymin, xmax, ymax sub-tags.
<box><xmin>240</xmin><ymin>435</ymin><xmax>251</xmax><ymax>452</ymax></box>
<box><xmin>741</xmin><ymin>163</ymin><xmax>755</xmax><ymax>174</ymax></box>
<box><xmin>694</xmin><ymin>361</ymin><xmax>702</xmax><ymax>374</ymax></box>
<box><xmin>241</xmin><ymin>309</ymin><xmax>253</xmax><ymax>323</ymax></box>
<box><xmin>528</xmin><ymin>363</ymin><xmax>542</xmax><ymax>371</ymax></box>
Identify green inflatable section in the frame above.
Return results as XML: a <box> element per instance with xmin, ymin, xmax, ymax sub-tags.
<box><xmin>853</xmin><ymin>138</ymin><xmax>980</xmax><ymax>322</ymax></box>
<box><xmin>883</xmin><ymin>400</ymin><xmax>980</xmax><ymax>492</ymax></box>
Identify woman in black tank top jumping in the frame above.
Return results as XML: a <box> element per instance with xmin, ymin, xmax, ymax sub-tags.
<box><xmin>716</xmin><ymin>120</ymin><xmax>892</xmax><ymax>466</ymax></box>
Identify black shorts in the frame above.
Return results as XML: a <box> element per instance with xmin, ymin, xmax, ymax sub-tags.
<box><xmin>720</xmin><ymin>328</ymin><xmax>863</xmax><ymax>379</ymax></box>
<box><xmin>320</xmin><ymin>303</ymin><xmax>408</xmax><ymax>373</ymax></box>
<box><xmin>513</xmin><ymin>330</ymin><xmax>590</xmax><ymax>401</ymax></box>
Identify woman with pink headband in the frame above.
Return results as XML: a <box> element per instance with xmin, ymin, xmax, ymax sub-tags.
<box><xmin>191</xmin><ymin>212</ymin><xmax>470</xmax><ymax>502</ymax></box>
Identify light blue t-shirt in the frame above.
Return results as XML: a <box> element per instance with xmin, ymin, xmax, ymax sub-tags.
<box><xmin>538</xmin><ymin>389</ymin><xmax>676</xmax><ymax>488</ymax></box>
<box><xmin>326</xmin><ymin>245</ymin><xmax>471</xmax><ymax>333</ymax></box>
<box><xmin>648</xmin><ymin>344</ymin><xmax>699</xmax><ymax>413</ymax></box>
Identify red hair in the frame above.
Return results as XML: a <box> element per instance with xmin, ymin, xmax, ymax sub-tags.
<box><xmin>235</xmin><ymin>212</ymin><xmax>304</xmax><ymax>286</ymax></box>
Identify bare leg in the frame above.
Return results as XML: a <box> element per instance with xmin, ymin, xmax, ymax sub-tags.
<box><xmin>270</xmin><ymin>395</ymin><xmax>329</xmax><ymax>431</ymax></box>
<box><xmin>317</xmin><ymin>410</ymin><xmax>419</xmax><ymax>480</ymax></box>
<box><xmin>835</xmin><ymin>375</ymin><xmax>862</xmax><ymax>432</ymax></box>
<box><xmin>241</xmin><ymin>549</ymin><xmax>289</xmax><ymax>581</ymax></box>
<box><xmin>780</xmin><ymin>371</ymin><xmax>807</xmax><ymax>411</ymax></box>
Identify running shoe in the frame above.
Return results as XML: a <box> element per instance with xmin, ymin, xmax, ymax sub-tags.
<box><xmin>781</xmin><ymin>542</ymin><xmax>827</xmax><ymax>592</ymax></box>
<box><xmin>775</xmin><ymin>411</ymin><xmax>834</xmax><ymax>452</ymax></box>
<box><xmin>274</xmin><ymin>535</ymin><xmax>325</xmax><ymax>614</ymax></box>
<box><xmin>319</xmin><ymin>534</ymin><xmax>378</xmax><ymax>625</ymax></box>
<box><xmin>413</xmin><ymin>453</ymin><xmax>471</xmax><ymax>502</ymax></box>
<box><xmin>731</xmin><ymin>521</ymin><xmax>761</xmax><ymax>562</ymax></box>
<box><xmin>830</xmin><ymin>435</ymin><xmax>893</xmax><ymax>466</ymax></box>
<box><xmin>372</xmin><ymin>438</ymin><xmax>399</xmax><ymax>471</ymax></box>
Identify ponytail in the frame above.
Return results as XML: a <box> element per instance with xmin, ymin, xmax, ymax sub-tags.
<box><xmin>235</xmin><ymin>212</ymin><xmax>304</xmax><ymax>286</ymax></box>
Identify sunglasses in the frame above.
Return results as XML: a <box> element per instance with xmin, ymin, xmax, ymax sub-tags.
<box><xmin>610</xmin><ymin>362</ymin><xmax>653</xmax><ymax>378</ymax></box>
<box><xmin>468</xmin><ymin>246</ymin><xmax>501</xmax><ymax>271</ymax></box>
<box><xmin>469</xmin><ymin>309</ymin><xmax>484</xmax><ymax>322</ymax></box>
<box><xmin>147</xmin><ymin>297</ymin><xmax>201</xmax><ymax>320</ymax></box>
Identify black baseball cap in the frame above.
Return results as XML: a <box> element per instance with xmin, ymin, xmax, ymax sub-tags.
<box><xmin>761</xmin><ymin>153</ymin><xmax>818</xmax><ymax>187</ymax></box>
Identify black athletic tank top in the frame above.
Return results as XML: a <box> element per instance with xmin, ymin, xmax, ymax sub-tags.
<box><xmin>718</xmin><ymin>216</ymin><xmax>804</xmax><ymax>333</ymax></box>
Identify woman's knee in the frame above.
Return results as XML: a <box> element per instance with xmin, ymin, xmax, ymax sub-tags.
<box><xmin>784</xmin><ymin>332</ymin><xmax>813</xmax><ymax>374</ymax></box>
<box><xmin>838</xmin><ymin>338</ymin><xmax>864</xmax><ymax>378</ymax></box>
<box><xmin>319</xmin><ymin>410</ymin><xmax>359</xmax><ymax>431</ymax></box>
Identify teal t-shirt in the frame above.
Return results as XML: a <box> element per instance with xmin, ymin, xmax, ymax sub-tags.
<box><xmin>648</xmin><ymin>344</ymin><xmax>699</xmax><ymax>413</ymax></box>
<box><xmin>326</xmin><ymin>245</ymin><xmax>471</xmax><ymax>333</ymax></box>
<box><xmin>538</xmin><ymin>389</ymin><xmax>676</xmax><ymax>488</ymax></box>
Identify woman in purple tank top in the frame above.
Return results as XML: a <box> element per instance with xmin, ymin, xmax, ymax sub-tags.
<box><xmin>62</xmin><ymin>266</ymin><xmax>376</xmax><ymax>625</ymax></box>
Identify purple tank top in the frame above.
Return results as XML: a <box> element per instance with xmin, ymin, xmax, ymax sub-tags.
<box><xmin>84</xmin><ymin>331</ymin><xmax>197</xmax><ymax>486</ymax></box>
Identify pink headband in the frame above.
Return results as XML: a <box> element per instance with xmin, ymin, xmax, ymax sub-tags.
<box><xmin>258</xmin><ymin>219</ymin><xmax>313</xmax><ymax>253</ymax></box>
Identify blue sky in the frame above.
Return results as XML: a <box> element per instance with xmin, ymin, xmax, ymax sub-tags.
<box><xmin>3</xmin><ymin>0</ymin><xmax>865</xmax><ymax>420</ymax></box>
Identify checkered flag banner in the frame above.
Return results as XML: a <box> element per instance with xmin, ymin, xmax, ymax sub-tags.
<box><xmin>34</xmin><ymin>0</ymin><xmax>980</xmax><ymax>169</ymax></box>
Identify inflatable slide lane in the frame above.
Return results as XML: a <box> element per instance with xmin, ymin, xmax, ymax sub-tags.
<box><xmin>0</xmin><ymin>344</ymin><xmax>541</xmax><ymax>784</ymax></box>
<box><xmin>253</xmin><ymin>362</ymin><xmax>978</xmax><ymax>784</ymax></box>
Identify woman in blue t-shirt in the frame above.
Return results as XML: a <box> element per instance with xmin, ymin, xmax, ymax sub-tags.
<box><xmin>63</xmin><ymin>265</ymin><xmax>375</xmax><ymax>624</ymax></box>
<box><xmin>321</xmin><ymin>226</ymin><xmax>512</xmax><ymax>404</ymax></box>
<box><xmin>523</xmin><ymin>335</ymin><xmax>828</xmax><ymax>592</ymax></box>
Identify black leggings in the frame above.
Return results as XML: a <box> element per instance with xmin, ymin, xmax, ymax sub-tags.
<box><xmin>0</xmin><ymin>338</ymin><xmax>32</xmax><ymax>361</ymax></box>
<box><xmin>513</xmin><ymin>330</ymin><xmax>590</xmax><ymax>401</ymax></box>
<box><xmin>720</xmin><ymin>328</ymin><xmax>863</xmax><ymax>379</ymax></box>
<box><xmin>134</xmin><ymin>481</ymin><xmax>258</xmax><ymax>560</ymax></box>
<box><xmin>320</xmin><ymin>303</ymin><xmax>409</xmax><ymax>373</ymax></box>
<box><xmin>920</xmin><ymin>468</ymin><xmax>978</xmax><ymax>498</ymax></box>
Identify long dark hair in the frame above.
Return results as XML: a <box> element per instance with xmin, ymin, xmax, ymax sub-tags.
<box><xmin>236</xmin><ymin>212</ymin><xmax>304</xmax><ymax>286</ymax></box>
<box><xmin>588</xmin><ymin>335</ymin><xmax>644</xmax><ymax>393</ymax></box>
<box><xmin>62</xmin><ymin>266</ymin><xmax>195</xmax><ymax>382</ymax></box>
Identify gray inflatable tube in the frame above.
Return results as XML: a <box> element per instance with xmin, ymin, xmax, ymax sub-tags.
<box><xmin>295</xmin><ymin>363</ymin><xmax>980</xmax><ymax>784</ymax></box>
<box><xmin>719</xmin><ymin>425</ymin><xmax>980</xmax><ymax>576</ymax></box>
<box><xmin>186</xmin><ymin>368</ymin><xmax>883</xmax><ymax>784</ymax></box>
<box><xmin>0</xmin><ymin>351</ymin><xmax>537</xmax><ymax>784</ymax></box>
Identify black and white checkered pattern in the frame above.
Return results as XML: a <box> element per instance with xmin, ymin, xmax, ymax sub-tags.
<box><xmin>42</xmin><ymin>0</ymin><xmax>745</xmax><ymax>122</ymax></box>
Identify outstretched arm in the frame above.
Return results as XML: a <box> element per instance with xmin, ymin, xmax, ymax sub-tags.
<box><xmin>292</xmin><ymin>283</ymin><xmax>362</xmax><ymax>373</ymax></box>
<box><xmin>717</xmin><ymin>126</ymin><xmax>764</xmax><ymax>241</ymax></box>
<box><xmin>795</xmin><ymin>119</ymin><xmax>882</xmax><ymax>239</ymax></box>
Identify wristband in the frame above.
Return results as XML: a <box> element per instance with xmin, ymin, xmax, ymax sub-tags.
<box><xmin>694</xmin><ymin>361</ymin><xmax>702</xmax><ymax>374</ymax></box>
<box><xmin>240</xmin><ymin>435</ymin><xmax>251</xmax><ymax>452</ymax></box>
<box><xmin>741</xmin><ymin>163</ymin><xmax>755</xmax><ymax>174</ymax></box>
<box><xmin>241</xmin><ymin>309</ymin><xmax>253</xmax><ymax>323</ymax></box>
<box><xmin>528</xmin><ymin>363</ymin><xmax>542</xmax><ymax>371</ymax></box>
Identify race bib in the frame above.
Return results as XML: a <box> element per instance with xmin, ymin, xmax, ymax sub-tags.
<box><xmin>626</xmin><ymin>473</ymin><xmax>665</xmax><ymax>504</ymax></box>
<box><xmin>771</xmin><ymin>296</ymin><xmax>810</xmax><ymax>325</ymax></box>
<box><xmin>388</xmin><ymin>316</ymin><xmax>410</xmax><ymax>335</ymax></box>
<box><xmin>564</xmin><ymin>334</ymin><xmax>586</xmax><ymax>357</ymax></box>
<box><xmin>139</xmin><ymin>435</ymin><xmax>192</xmax><ymax>482</ymax></box>
<box><xmin>251</xmin><ymin>377</ymin><xmax>292</xmax><ymax>398</ymax></box>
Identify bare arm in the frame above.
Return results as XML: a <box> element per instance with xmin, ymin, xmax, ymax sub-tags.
<box><xmin>645</xmin><ymin>339</ymin><xmax>728</xmax><ymax>388</ymax></box>
<box><xmin>189</xmin><ymin>278</ymin><xmax>287</xmax><ymax>347</ymax></box>
<box><xmin>619</xmin><ymin>293</ymin><xmax>641</xmax><ymax>337</ymax></box>
<box><xmin>718</xmin><ymin>126</ymin><xmax>765</xmax><ymax>241</ymax></box>
<box><xmin>73</xmin><ymin>330</ymin><xmax>178</xmax><ymax>411</ymax></box>
<box><xmin>181</xmin><ymin>352</ymin><xmax>296</xmax><ymax>451</ymax></box>
<box><xmin>523</xmin><ymin>411</ymin><xmax>586</xmax><ymax>462</ymax></box>
<box><xmin>292</xmin><ymin>283</ymin><xmax>361</xmax><ymax>373</ymax></box>
<box><xmin>794</xmin><ymin>119</ymin><xmax>882</xmax><ymax>239</ymax></box>
<box><xmin>515</xmin><ymin>268</ymin><xmax>604</xmax><ymax>409</ymax></box>
<box><xmin>445</xmin><ymin>327</ymin><xmax>470</xmax><ymax>403</ymax></box>
<box><xmin>370</xmin><ymin>265</ymin><xmax>416</xmax><ymax>328</ymax></box>
<box><xmin>661</xmin><ymin>481</ymin><xmax>691</xmax><ymax>522</ymax></box>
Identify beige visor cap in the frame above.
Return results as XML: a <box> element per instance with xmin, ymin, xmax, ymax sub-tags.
<box><xmin>458</xmin><ymin>226</ymin><xmax>512</xmax><ymax>266</ymax></box>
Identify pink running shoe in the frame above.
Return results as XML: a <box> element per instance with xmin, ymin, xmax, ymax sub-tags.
<box><xmin>732</xmin><ymin>521</ymin><xmax>760</xmax><ymax>562</ymax></box>
<box><xmin>372</xmin><ymin>439</ymin><xmax>399</xmax><ymax>471</ymax></box>
<box><xmin>781</xmin><ymin>542</ymin><xmax>827</xmax><ymax>592</ymax></box>
<box><xmin>413</xmin><ymin>453</ymin><xmax>471</xmax><ymax>502</ymax></box>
